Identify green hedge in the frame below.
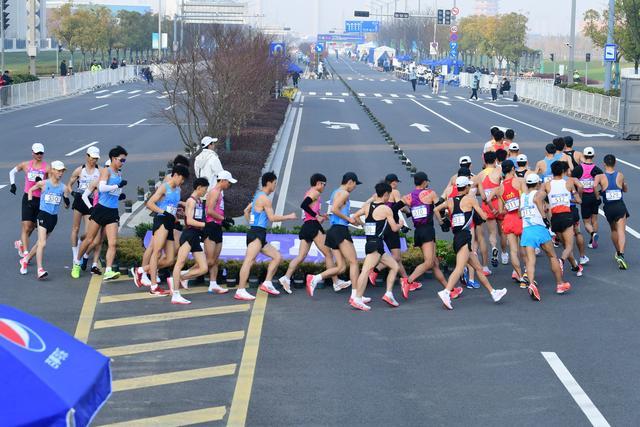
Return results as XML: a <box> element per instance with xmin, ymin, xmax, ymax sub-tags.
<box><xmin>11</xmin><ymin>74</ymin><xmax>39</xmax><ymax>84</ymax></box>
<box><xmin>559</xmin><ymin>83</ymin><xmax>620</xmax><ymax>97</ymax></box>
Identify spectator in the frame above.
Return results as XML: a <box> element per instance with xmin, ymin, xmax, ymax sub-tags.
<box><xmin>291</xmin><ymin>71</ymin><xmax>300</xmax><ymax>88</ymax></box>
<box><xmin>143</xmin><ymin>67</ymin><xmax>153</xmax><ymax>84</ymax></box>
<box><xmin>110</xmin><ymin>58</ymin><xmax>119</xmax><ymax>70</ymax></box>
<box><xmin>489</xmin><ymin>72</ymin><xmax>499</xmax><ymax>101</ymax></box>
<box><xmin>499</xmin><ymin>77</ymin><xmax>511</xmax><ymax>95</ymax></box>
<box><xmin>60</xmin><ymin>60</ymin><xmax>68</xmax><ymax>77</ymax></box>
<box><xmin>1</xmin><ymin>70</ymin><xmax>13</xmax><ymax>106</ymax></box>
<box><xmin>554</xmin><ymin>73</ymin><xmax>562</xmax><ymax>86</ymax></box>
<box><xmin>408</xmin><ymin>66</ymin><xmax>417</xmax><ymax>92</ymax></box>
<box><xmin>194</xmin><ymin>136</ymin><xmax>223</xmax><ymax>189</ymax></box>
<box><xmin>120</xmin><ymin>59</ymin><xmax>126</xmax><ymax>67</ymax></box>
<box><xmin>470</xmin><ymin>74</ymin><xmax>479</xmax><ymax>100</ymax></box>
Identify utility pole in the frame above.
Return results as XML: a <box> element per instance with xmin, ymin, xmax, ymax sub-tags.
<box><xmin>604</xmin><ymin>0</ymin><xmax>614</xmax><ymax>91</ymax></box>
<box><xmin>157</xmin><ymin>0</ymin><xmax>162</xmax><ymax>60</ymax></box>
<box><xmin>568</xmin><ymin>0</ymin><xmax>576</xmax><ymax>83</ymax></box>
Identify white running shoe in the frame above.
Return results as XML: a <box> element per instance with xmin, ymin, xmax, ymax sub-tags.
<box><xmin>171</xmin><ymin>292</ymin><xmax>191</xmax><ymax>305</ymax></box>
<box><xmin>482</xmin><ymin>266</ymin><xmax>492</xmax><ymax>276</ymax></box>
<box><xmin>491</xmin><ymin>288</ymin><xmax>508</xmax><ymax>303</ymax></box>
<box><xmin>501</xmin><ymin>252</ymin><xmax>509</xmax><ymax>265</ymax></box>
<box><xmin>19</xmin><ymin>256</ymin><xmax>28</xmax><ymax>275</ymax></box>
<box><xmin>259</xmin><ymin>281</ymin><xmax>280</xmax><ymax>296</ymax></box>
<box><xmin>208</xmin><ymin>283</ymin><xmax>229</xmax><ymax>294</ymax></box>
<box><xmin>278</xmin><ymin>276</ymin><xmax>292</xmax><ymax>294</ymax></box>
<box><xmin>579</xmin><ymin>255</ymin><xmax>590</xmax><ymax>265</ymax></box>
<box><xmin>234</xmin><ymin>288</ymin><xmax>256</xmax><ymax>301</ymax></box>
<box><xmin>438</xmin><ymin>290</ymin><xmax>453</xmax><ymax>310</ymax></box>
<box><xmin>37</xmin><ymin>268</ymin><xmax>48</xmax><ymax>280</ymax></box>
<box><xmin>333</xmin><ymin>279</ymin><xmax>351</xmax><ymax>292</ymax></box>
<box><xmin>140</xmin><ymin>273</ymin><xmax>152</xmax><ymax>287</ymax></box>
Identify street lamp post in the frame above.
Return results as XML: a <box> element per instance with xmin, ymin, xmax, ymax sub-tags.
<box><xmin>568</xmin><ymin>0</ymin><xmax>576</xmax><ymax>83</ymax></box>
<box><xmin>604</xmin><ymin>0</ymin><xmax>614</xmax><ymax>91</ymax></box>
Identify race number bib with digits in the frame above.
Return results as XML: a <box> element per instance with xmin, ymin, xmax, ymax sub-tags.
<box><xmin>606</xmin><ymin>189</ymin><xmax>622</xmax><ymax>201</ymax></box>
<box><xmin>27</xmin><ymin>171</ymin><xmax>45</xmax><ymax>182</ymax></box>
<box><xmin>109</xmin><ymin>187</ymin><xmax>122</xmax><ymax>197</ymax></box>
<box><xmin>194</xmin><ymin>206</ymin><xmax>203</xmax><ymax>220</ymax></box>
<box><xmin>44</xmin><ymin>194</ymin><xmax>61</xmax><ymax>205</ymax></box>
<box><xmin>520</xmin><ymin>207</ymin><xmax>536</xmax><ymax>218</ymax></box>
<box><xmin>452</xmin><ymin>213</ymin><xmax>466</xmax><ymax>227</ymax></box>
<box><xmin>411</xmin><ymin>205</ymin><xmax>428</xmax><ymax>219</ymax></box>
<box><xmin>165</xmin><ymin>205</ymin><xmax>177</xmax><ymax>216</ymax></box>
<box><xmin>549</xmin><ymin>193</ymin><xmax>570</xmax><ymax>207</ymax></box>
<box><xmin>364</xmin><ymin>223</ymin><xmax>376</xmax><ymax>236</ymax></box>
<box><xmin>580</xmin><ymin>179</ymin><xmax>594</xmax><ymax>190</ymax></box>
<box><xmin>504</xmin><ymin>198</ymin><xmax>519</xmax><ymax>212</ymax></box>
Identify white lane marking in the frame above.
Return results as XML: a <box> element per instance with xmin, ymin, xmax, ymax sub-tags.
<box><xmin>390</xmin><ymin>94</ymin><xmax>399</xmax><ymax>98</ymax></box>
<box><xmin>273</xmin><ymin>103</ymin><xmax>303</xmax><ymax>225</ymax></box>
<box><xmin>156</xmin><ymin>95</ymin><xmax>169</xmax><ymax>99</ymax></box>
<box><xmin>128</xmin><ymin>118</ymin><xmax>146</xmax><ymax>128</ymax></box>
<box><xmin>347</xmin><ymin>77</ymin><xmax>353</xmax><ymax>80</ymax></box>
<box><xmin>411</xmin><ymin>99</ymin><xmax>471</xmax><ymax>134</ymax></box>
<box><xmin>358</xmin><ymin>93</ymin><xmax>366</xmax><ymax>96</ymax></box>
<box><xmin>382</xmin><ymin>99</ymin><xmax>393</xmax><ymax>104</ymax></box>
<box><xmin>0</xmin><ymin>185</ymin><xmax>6</xmax><ymax>190</ymax></box>
<box><xmin>128</xmin><ymin>90</ymin><xmax>141</xmax><ymax>94</ymax></box>
<box><xmin>617</xmin><ymin>158</ymin><xmax>640</xmax><ymax>171</ymax></box>
<box><xmin>390</xmin><ymin>79</ymin><xmax>397</xmax><ymax>82</ymax></box>
<box><xmin>561</xmin><ymin>128</ymin><xmax>615</xmax><ymax>138</ymax></box>
<box><xmin>112</xmin><ymin>90</ymin><xmax>125</xmax><ymax>94</ymax></box>
<box><xmin>180</xmin><ymin>90</ymin><xmax>187</xmax><ymax>94</ymax></box>
<box><xmin>65</xmin><ymin>141</ymin><xmax>99</xmax><ymax>157</ymax></box>
<box><xmin>325</xmin><ymin>92</ymin><xmax>333</xmax><ymax>96</ymax></box>
<box><xmin>96</xmin><ymin>94</ymin><xmax>111</xmax><ymax>99</ymax></box>
<box><xmin>341</xmin><ymin>92</ymin><xmax>349</xmax><ymax>96</ymax></box>
<box><xmin>374</xmin><ymin>93</ymin><xmax>382</xmax><ymax>97</ymax></box>
<box><xmin>439</xmin><ymin>95</ymin><xmax>449</xmax><ymax>99</ymax></box>
<box><xmin>90</xmin><ymin>104</ymin><xmax>108</xmax><ymax>111</ymax></box>
<box><xmin>35</xmin><ymin>119</ymin><xmax>62</xmax><ymax>128</ymax></box>
<box><xmin>320</xmin><ymin>97</ymin><xmax>345</xmax><ymax>103</ymax></box>
<box><xmin>455</xmin><ymin>96</ymin><xmax>466</xmax><ymax>100</ymax></box>
<box><xmin>164</xmin><ymin>104</ymin><xmax>175</xmax><ymax>110</ymax></box>
<box><xmin>145</xmin><ymin>90</ymin><xmax>156</xmax><ymax>94</ymax></box>
<box><xmin>407</xmin><ymin>94</ymin><xmax>416</xmax><ymax>98</ymax></box>
<box><xmin>422</xmin><ymin>94</ymin><xmax>432</xmax><ymax>99</ymax></box>
<box><xmin>465</xmin><ymin>100</ymin><xmax>557</xmax><ymax>136</ymax></box>
<box><xmin>95</xmin><ymin>89</ymin><xmax>109</xmax><ymax>94</ymax></box>
<box><xmin>358</xmin><ymin>78</ymin><xmax>364</xmax><ymax>81</ymax></box>
<box><xmin>308</xmin><ymin>92</ymin><xmax>317</xmax><ymax>96</ymax></box>
<box><xmin>598</xmin><ymin>209</ymin><xmax>640</xmax><ymax>238</ymax></box>
<box><xmin>541</xmin><ymin>352</ymin><xmax>611</xmax><ymax>427</ymax></box>
<box><xmin>128</xmin><ymin>94</ymin><xmax>141</xmax><ymax>99</ymax></box>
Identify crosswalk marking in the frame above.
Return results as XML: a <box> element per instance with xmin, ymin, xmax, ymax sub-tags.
<box><xmin>100</xmin><ymin>407</ymin><xmax>227</xmax><ymax>427</ymax></box>
<box><xmin>341</xmin><ymin>92</ymin><xmax>349</xmax><ymax>96</ymax></box>
<box><xmin>145</xmin><ymin>90</ymin><xmax>156</xmax><ymax>94</ymax></box>
<box><xmin>358</xmin><ymin>93</ymin><xmax>365</xmax><ymax>96</ymax></box>
<box><xmin>128</xmin><ymin>90</ymin><xmax>141</xmax><ymax>94</ymax></box>
<box><xmin>374</xmin><ymin>93</ymin><xmax>382</xmax><ymax>97</ymax></box>
<box><xmin>390</xmin><ymin>94</ymin><xmax>399</xmax><ymax>98</ymax></box>
<box><xmin>93</xmin><ymin>304</ymin><xmax>250</xmax><ymax>329</ymax></box>
<box><xmin>422</xmin><ymin>94</ymin><xmax>432</xmax><ymax>99</ymax></box>
<box><xmin>407</xmin><ymin>94</ymin><xmax>416</xmax><ymax>98</ymax></box>
<box><xmin>308</xmin><ymin>91</ymin><xmax>316</xmax><ymax>95</ymax></box>
<box><xmin>112</xmin><ymin>90</ymin><xmax>125</xmax><ymax>94</ymax></box>
<box><xmin>95</xmin><ymin>90</ymin><xmax>109</xmax><ymax>94</ymax></box>
<box><xmin>112</xmin><ymin>364</ymin><xmax>237</xmax><ymax>392</ymax></box>
<box><xmin>325</xmin><ymin>92</ymin><xmax>333</xmax><ymax>96</ymax></box>
<box><xmin>100</xmin><ymin>331</ymin><xmax>245</xmax><ymax>357</ymax></box>
<box><xmin>455</xmin><ymin>96</ymin><xmax>466</xmax><ymax>100</ymax></box>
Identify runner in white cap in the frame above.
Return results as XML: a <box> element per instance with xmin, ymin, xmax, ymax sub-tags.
<box><xmin>506</xmin><ymin>142</ymin><xmax>520</xmax><ymax>165</ymax></box>
<box><xmin>515</xmin><ymin>154</ymin><xmax>532</xmax><ymax>179</ymax></box>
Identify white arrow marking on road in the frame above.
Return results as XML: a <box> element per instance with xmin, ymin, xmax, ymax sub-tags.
<box><xmin>35</xmin><ymin>119</ymin><xmax>62</xmax><ymax>128</ymax></box>
<box><xmin>410</xmin><ymin>123</ymin><xmax>431</xmax><ymax>132</ymax></box>
<box><xmin>320</xmin><ymin>121</ymin><xmax>360</xmax><ymax>130</ymax></box>
<box><xmin>96</xmin><ymin>94</ymin><xmax>111</xmax><ymax>99</ymax></box>
<box><xmin>90</xmin><ymin>104</ymin><xmax>108</xmax><ymax>111</ymax></box>
<box><xmin>438</xmin><ymin>101</ymin><xmax>451</xmax><ymax>106</ymax></box>
<box><xmin>382</xmin><ymin>99</ymin><xmax>393</xmax><ymax>104</ymax></box>
<box><xmin>66</xmin><ymin>141</ymin><xmax>99</xmax><ymax>157</ymax></box>
<box><xmin>483</xmin><ymin>102</ymin><xmax>518</xmax><ymax>108</ymax></box>
<box><xmin>390</xmin><ymin>94</ymin><xmax>399</xmax><ymax>98</ymax></box>
<box><xmin>128</xmin><ymin>118</ymin><xmax>146</xmax><ymax>128</ymax></box>
<box><xmin>320</xmin><ymin>97</ymin><xmax>345</xmax><ymax>103</ymax></box>
<box><xmin>561</xmin><ymin>128</ymin><xmax>615</xmax><ymax>138</ymax></box>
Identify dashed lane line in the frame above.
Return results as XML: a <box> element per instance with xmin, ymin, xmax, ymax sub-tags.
<box><xmin>127</xmin><ymin>118</ymin><xmax>146</xmax><ymax>128</ymax></box>
<box><xmin>90</xmin><ymin>104</ymin><xmax>108</xmax><ymax>111</ymax></box>
<box><xmin>145</xmin><ymin>90</ymin><xmax>156</xmax><ymax>94</ymax></box>
<box><xmin>100</xmin><ymin>330</ymin><xmax>245</xmax><ymax>357</ymax></box>
<box><xmin>128</xmin><ymin>89</ymin><xmax>141</xmax><ymax>94</ymax></box>
<box><xmin>411</xmin><ymin>99</ymin><xmax>471</xmax><ymax>134</ymax></box>
<box><xmin>465</xmin><ymin>100</ymin><xmax>558</xmax><ymax>136</ymax></box>
<box><xmin>112</xmin><ymin>89</ymin><xmax>125</xmax><ymax>94</ymax></box>
<box><xmin>66</xmin><ymin>141</ymin><xmax>99</xmax><ymax>157</ymax></box>
<box><xmin>127</xmin><ymin>94</ymin><xmax>141</xmax><ymax>99</ymax></box>
<box><xmin>113</xmin><ymin>364</ymin><xmax>237</xmax><ymax>392</ymax></box>
<box><xmin>99</xmin><ymin>407</ymin><xmax>227</xmax><ymax>427</ymax></box>
<box><xmin>34</xmin><ymin>118</ymin><xmax>62</xmax><ymax>128</ymax></box>
<box><xmin>93</xmin><ymin>304</ymin><xmax>250</xmax><ymax>329</ymax></box>
<box><xmin>95</xmin><ymin>89</ymin><xmax>109</xmax><ymax>94</ymax></box>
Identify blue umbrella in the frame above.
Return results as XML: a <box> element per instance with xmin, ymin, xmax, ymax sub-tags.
<box><xmin>287</xmin><ymin>62</ymin><xmax>303</xmax><ymax>73</ymax></box>
<box><xmin>0</xmin><ymin>304</ymin><xmax>112</xmax><ymax>427</ymax></box>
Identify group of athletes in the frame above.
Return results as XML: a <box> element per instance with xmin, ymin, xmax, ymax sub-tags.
<box><xmin>9</xmin><ymin>129</ymin><xmax>630</xmax><ymax>310</ymax></box>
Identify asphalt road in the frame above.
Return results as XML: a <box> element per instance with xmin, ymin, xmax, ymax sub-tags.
<box><xmin>1</xmin><ymin>60</ymin><xmax>640</xmax><ymax>426</ymax></box>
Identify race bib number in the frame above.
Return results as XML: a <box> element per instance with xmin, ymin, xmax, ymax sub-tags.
<box><xmin>549</xmin><ymin>193</ymin><xmax>570</xmax><ymax>207</ymax></box>
<box><xmin>580</xmin><ymin>178</ymin><xmax>594</xmax><ymax>190</ymax></box>
<box><xmin>484</xmin><ymin>189</ymin><xmax>493</xmax><ymax>200</ymax></box>
<box><xmin>452</xmin><ymin>213</ymin><xmax>465</xmax><ymax>227</ymax></box>
<box><xmin>520</xmin><ymin>207</ymin><xmax>537</xmax><ymax>218</ymax></box>
<box><xmin>43</xmin><ymin>194</ymin><xmax>61</xmax><ymax>205</ymax></box>
<box><xmin>166</xmin><ymin>205</ymin><xmax>177</xmax><ymax>216</ymax></box>
<box><xmin>504</xmin><ymin>198</ymin><xmax>519</xmax><ymax>212</ymax></box>
<box><xmin>606</xmin><ymin>189</ymin><xmax>622</xmax><ymax>201</ymax></box>
<box><xmin>108</xmin><ymin>187</ymin><xmax>121</xmax><ymax>197</ymax></box>
<box><xmin>364</xmin><ymin>223</ymin><xmax>376</xmax><ymax>236</ymax></box>
<box><xmin>250</xmin><ymin>214</ymin><xmax>255</xmax><ymax>224</ymax></box>
<box><xmin>27</xmin><ymin>171</ymin><xmax>45</xmax><ymax>182</ymax></box>
<box><xmin>411</xmin><ymin>205</ymin><xmax>428</xmax><ymax>219</ymax></box>
<box><xmin>194</xmin><ymin>206</ymin><xmax>203</xmax><ymax>220</ymax></box>
<box><xmin>78</xmin><ymin>178</ymin><xmax>90</xmax><ymax>191</ymax></box>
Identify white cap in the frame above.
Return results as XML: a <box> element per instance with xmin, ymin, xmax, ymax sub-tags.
<box><xmin>32</xmin><ymin>143</ymin><xmax>45</xmax><ymax>153</ymax></box>
<box><xmin>509</xmin><ymin>142</ymin><xmax>520</xmax><ymax>151</ymax></box>
<box><xmin>51</xmin><ymin>160</ymin><xmax>66</xmax><ymax>170</ymax></box>
<box><xmin>526</xmin><ymin>174</ymin><xmax>541</xmax><ymax>184</ymax></box>
<box><xmin>516</xmin><ymin>154</ymin><xmax>528</xmax><ymax>163</ymax></box>
<box><xmin>217</xmin><ymin>170</ymin><xmax>237</xmax><ymax>183</ymax></box>
<box><xmin>105</xmin><ymin>159</ymin><xmax>111</xmax><ymax>167</ymax></box>
<box><xmin>201</xmin><ymin>136</ymin><xmax>218</xmax><ymax>147</ymax></box>
<box><xmin>455</xmin><ymin>176</ymin><xmax>471</xmax><ymax>187</ymax></box>
<box><xmin>490</xmin><ymin>71</ymin><xmax>495</xmax><ymax>75</ymax></box>
<box><xmin>459</xmin><ymin>155</ymin><xmax>472</xmax><ymax>165</ymax></box>
<box><xmin>583</xmin><ymin>146</ymin><xmax>595</xmax><ymax>156</ymax></box>
<box><xmin>87</xmin><ymin>146</ymin><xmax>100</xmax><ymax>159</ymax></box>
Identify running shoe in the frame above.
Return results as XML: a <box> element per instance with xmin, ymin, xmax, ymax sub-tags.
<box><xmin>491</xmin><ymin>247</ymin><xmax>499</xmax><ymax>267</ymax></box>
<box><xmin>460</xmin><ymin>266</ymin><xmax>469</xmax><ymax>287</ymax></box>
<box><xmin>400</xmin><ymin>277</ymin><xmax>410</xmax><ymax>299</ymax></box>
<box><xmin>14</xmin><ymin>240</ymin><xmax>24</xmax><ymax>257</ymax></box>
<box><xmin>37</xmin><ymin>268</ymin><xmax>48</xmax><ymax>280</ymax></box>
<box><xmin>333</xmin><ymin>279</ymin><xmax>351</xmax><ymax>292</ymax></box>
<box><xmin>522</xmin><ymin>272</ymin><xmax>530</xmax><ymax>285</ymax></box>
<box><xmin>91</xmin><ymin>265</ymin><xmax>102</xmax><ymax>275</ymax></box>
<box><xmin>103</xmin><ymin>270</ymin><xmax>120</xmax><ymax>281</ymax></box>
<box><xmin>208</xmin><ymin>283</ymin><xmax>229</xmax><ymax>294</ymax></box>
<box><xmin>382</xmin><ymin>294</ymin><xmax>399</xmax><ymax>307</ymax></box>
<box><xmin>591</xmin><ymin>232</ymin><xmax>599</xmax><ymax>249</ymax></box>
<box><xmin>579</xmin><ymin>255</ymin><xmax>590</xmax><ymax>265</ymax></box>
<box><xmin>171</xmin><ymin>293</ymin><xmax>192</xmax><ymax>305</ymax></box>
<box><xmin>19</xmin><ymin>256</ymin><xmax>28</xmax><ymax>275</ymax></box>
<box><xmin>482</xmin><ymin>266</ymin><xmax>492</xmax><ymax>276</ymax></box>
<box><xmin>572</xmin><ymin>264</ymin><xmax>584</xmax><ymax>277</ymax></box>
<box><xmin>81</xmin><ymin>257</ymin><xmax>89</xmax><ymax>271</ymax></box>
<box><xmin>534</xmin><ymin>247</ymin><xmax>541</xmax><ymax>256</ymax></box>
<box><xmin>528</xmin><ymin>282</ymin><xmax>541</xmax><ymax>301</ymax></box>
<box><xmin>501</xmin><ymin>252</ymin><xmax>509</xmax><ymax>265</ymax></box>
<box><xmin>437</xmin><ymin>289</ymin><xmax>453</xmax><ymax>310</ymax></box>
<box><xmin>467</xmin><ymin>279</ymin><xmax>481</xmax><ymax>289</ymax></box>
<box><xmin>368</xmin><ymin>270</ymin><xmax>378</xmax><ymax>286</ymax></box>
<box><xmin>409</xmin><ymin>281</ymin><xmax>422</xmax><ymax>291</ymax></box>
<box><xmin>552</xmin><ymin>235</ymin><xmax>560</xmax><ymax>248</ymax></box>
<box><xmin>149</xmin><ymin>286</ymin><xmax>170</xmax><ymax>296</ymax></box>
<box><xmin>71</xmin><ymin>263</ymin><xmax>81</xmax><ymax>279</ymax></box>
<box><xmin>350</xmin><ymin>299</ymin><xmax>371</xmax><ymax>311</ymax></box>
<box><xmin>259</xmin><ymin>281</ymin><xmax>281</xmax><ymax>296</ymax></box>
<box><xmin>491</xmin><ymin>288</ymin><xmax>508</xmax><ymax>303</ymax></box>
<box><xmin>278</xmin><ymin>276</ymin><xmax>292</xmax><ymax>294</ymax></box>
<box><xmin>130</xmin><ymin>267</ymin><xmax>141</xmax><ymax>288</ymax></box>
<box><xmin>556</xmin><ymin>282</ymin><xmax>571</xmax><ymax>294</ymax></box>
<box><xmin>615</xmin><ymin>254</ymin><xmax>628</xmax><ymax>270</ymax></box>
<box><xmin>511</xmin><ymin>270</ymin><xmax>519</xmax><ymax>282</ymax></box>
<box><xmin>450</xmin><ymin>287</ymin><xmax>463</xmax><ymax>299</ymax></box>
<box><xmin>305</xmin><ymin>274</ymin><xmax>317</xmax><ymax>297</ymax></box>
<box><xmin>234</xmin><ymin>289</ymin><xmax>256</xmax><ymax>301</ymax></box>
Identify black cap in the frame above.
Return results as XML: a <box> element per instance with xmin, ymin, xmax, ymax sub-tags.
<box><xmin>413</xmin><ymin>171</ymin><xmax>429</xmax><ymax>185</ymax></box>
<box><xmin>385</xmin><ymin>173</ymin><xmax>401</xmax><ymax>183</ymax></box>
<box><xmin>342</xmin><ymin>172</ymin><xmax>362</xmax><ymax>185</ymax></box>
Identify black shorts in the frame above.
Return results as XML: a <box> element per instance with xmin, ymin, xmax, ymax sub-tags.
<box><xmin>473</xmin><ymin>210</ymin><xmax>486</xmax><ymax>226</ymax></box>
<box><xmin>603</xmin><ymin>201</ymin><xmax>629</xmax><ymax>225</ymax></box>
<box><xmin>383</xmin><ymin>229</ymin><xmax>401</xmax><ymax>250</ymax></box>
<box><xmin>570</xmin><ymin>206</ymin><xmax>580</xmax><ymax>225</ymax></box>
<box><xmin>365</xmin><ymin>237</ymin><xmax>385</xmax><ymax>255</ymax></box>
<box><xmin>325</xmin><ymin>225</ymin><xmax>352</xmax><ymax>250</ymax></box>
<box><xmin>414</xmin><ymin>224</ymin><xmax>435</xmax><ymax>247</ymax></box>
<box><xmin>299</xmin><ymin>220</ymin><xmax>324</xmax><ymax>243</ymax></box>
<box><xmin>203</xmin><ymin>222</ymin><xmax>223</xmax><ymax>243</ymax></box>
<box><xmin>21</xmin><ymin>194</ymin><xmax>40</xmax><ymax>223</ymax></box>
<box><xmin>581</xmin><ymin>193</ymin><xmax>600</xmax><ymax>218</ymax></box>
<box><xmin>551</xmin><ymin>212</ymin><xmax>574</xmax><ymax>233</ymax></box>
<box><xmin>152</xmin><ymin>214</ymin><xmax>175</xmax><ymax>241</ymax></box>
<box><xmin>36</xmin><ymin>211</ymin><xmax>58</xmax><ymax>234</ymax></box>
<box><xmin>90</xmin><ymin>204</ymin><xmax>119</xmax><ymax>227</ymax></box>
<box><xmin>246</xmin><ymin>226</ymin><xmax>267</xmax><ymax>247</ymax></box>
<box><xmin>453</xmin><ymin>230</ymin><xmax>472</xmax><ymax>253</ymax></box>
<box><xmin>179</xmin><ymin>229</ymin><xmax>203</xmax><ymax>252</ymax></box>
<box><xmin>72</xmin><ymin>192</ymin><xmax>92</xmax><ymax>216</ymax></box>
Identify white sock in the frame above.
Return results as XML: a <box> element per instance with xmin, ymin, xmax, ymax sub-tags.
<box><xmin>210</xmin><ymin>280</ymin><xmax>218</xmax><ymax>287</ymax></box>
<box><xmin>83</xmin><ymin>253</ymin><xmax>89</xmax><ymax>260</ymax></box>
<box><xmin>72</xmin><ymin>246</ymin><xmax>78</xmax><ymax>261</ymax></box>
<box><xmin>105</xmin><ymin>267</ymin><xmax>112</xmax><ymax>273</ymax></box>
<box><xmin>92</xmin><ymin>263</ymin><xmax>97</xmax><ymax>268</ymax></box>
<box><xmin>385</xmin><ymin>291</ymin><xmax>393</xmax><ymax>298</ymax></box>
<box><xmin>351</xmin><ymin>289</ymin><xmax>357</xmax><ymax>298</ymax></box>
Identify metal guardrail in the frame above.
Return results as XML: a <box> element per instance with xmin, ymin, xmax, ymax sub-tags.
<box><xmin>0</xmin><ymin>67</ymin><xmax>141</xmax><ymax>110</ymax></box>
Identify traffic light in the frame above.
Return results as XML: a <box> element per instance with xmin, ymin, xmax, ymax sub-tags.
<box><xmin>585</xmin><ymin>53</ymin><xmax>591</xmax><ymax>62</ymax></box>
<box><xmin>445</xmin><ymin>10</ymin><xmax>451</xmax><ymax>25</ymax></box>
<box><xmin>354</xmin><ymin>10</ymin><xmax>370</xmax><ymax>17</ymax></box>
<box><xmin>394</xmin><ymin>12</ymin><xmax>410</xmax><ymax>18</ymax></box>
<box><xmin>437</xmin><ymin>9</ymin><xmax>444</xmax><ymax>25</ymax></box>
<box><xmin>550</xmin><ymin>53</ymin><xmax>554</xmax><ymax>61</ymax></box>
<box><xmin>1</xmin><ymin>0</ymin><xmax>9</xmax><ymax>32</ymax></box>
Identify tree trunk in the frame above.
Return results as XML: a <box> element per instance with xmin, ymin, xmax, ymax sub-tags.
<box><xmin>635</xmin><ymin>59</ymin><xmax>639</xmax><ymax>74</ymax></box>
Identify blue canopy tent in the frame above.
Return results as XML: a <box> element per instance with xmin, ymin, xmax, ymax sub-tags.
<box><xmin>367</xmin><ymin>47</ymin><xmax>375</xmax><ymax>64</ymax></box>
<box><xmin>396</xmin><ymin>54</ymin><xmax>413</xmax><ymax>62</ymax></box>
<box><xmin>287</xmin><ymin>62</ymin><xmax>303</xmax><ymax>73</ymax></box>
<box><xmin>419</xmin><ymin>58</ymin><xmax>464</xmax><ymax>74</ymax></box>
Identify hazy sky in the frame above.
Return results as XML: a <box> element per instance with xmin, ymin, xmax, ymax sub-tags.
<box><xmin>250</xmin><ymin>0</ymin><xmax>608</xmax><ymax>37</ymax></box>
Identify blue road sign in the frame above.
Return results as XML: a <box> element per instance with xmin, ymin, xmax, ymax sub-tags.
<box><xmin>317</xmin><ymin>34</ymin><xmax>365</xmax><ymax>43</ymax></box>
<box><xmin>449</xmin><ymin>41</ymin><xmax>458</xmax><ymax>50</ymax></box>
<box><xmin>315</xmin><ymin>43</ymin><xmax>324</xmax><ymax>53</ymax></box>
<box><xmin>345</xmin><ymin>20</ymin><xmax>380</xmax><ymax>33</ymax></box>
<box><xmin>604</xmin><ymin>44</ymin><xmax>617</xmax><ymax>62</ymax></box>
<box><xmin>269</xmin><ymin>42</ymin><xmax>285</xmax><ymax>56</ymax></box>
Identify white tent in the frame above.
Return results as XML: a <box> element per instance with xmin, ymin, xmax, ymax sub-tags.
<box><xmin>373</xmin><ymin>46</ymin><xmax>396</xmax><ymax>64</ymax></box>
<box><xmin>356</xmin><ymin>41</ymin><xmax>377</xmax><ymax>55</ymax></box>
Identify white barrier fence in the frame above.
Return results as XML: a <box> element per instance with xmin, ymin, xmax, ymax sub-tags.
<box><xmin>0</xmin><ymin>67</ymin><xmax>141</xmax><ymax>110</ymax></box>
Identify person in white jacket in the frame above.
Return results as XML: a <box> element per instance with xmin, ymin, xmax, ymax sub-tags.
<box><xmin>490</xmin><ymin>72</ymin><xmax>499</xmax><ymax>101</ymax></box>
<box><xmin>194</xmin><ymin>136</ymin><xmax>223</xmax><ymax>189</ymax></box>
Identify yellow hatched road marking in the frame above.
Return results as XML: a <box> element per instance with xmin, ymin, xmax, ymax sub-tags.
<box><xmin>113</xmin><ymin>364</ymin><xmax>237</xmax><ymax>392</ymax></box>
<box><xmin>100</xmin><ymin>288</ymin><xmax>210</xmax><ymax>303</ymax></box>
<box><xmin>99</xmin><ymin>406</ymin><xmax>227</xmax><ymax>427</ymax></box>
<box><xmin>74</xmin><ymin>273</ymin><xmax>103</xmax><ymax>343</ymax></box>
<box><xmin>94</xmin><ymin>304</ymin><xmax>250</xmax><ymax>329</ymax></box>
<box><xmin>100</xmin><ymin>330</ymin><xmax>245</xmax><ymax>357</ymax></box>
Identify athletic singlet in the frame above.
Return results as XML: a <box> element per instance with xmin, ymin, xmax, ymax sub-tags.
<box><xmin>548</xmin><ymin>179</ymin><xmax>571</xmax><ymax>214</ymax></box>
<box><xmin>564</xmin><ymin>150</ymin><xmax>579</xmax><ymax>169</ymax></box>
<box><xmin>541</xmin><ymin>153</ymin><xmax>562</xmax><ymax>182</ymax></box>
<box><xmin>364</xmin><ymin>202</ymin><xmax>387</xmax><ymax>239</ymax></box>
<box><xmin>329</xmin><ymin>188</ymin><xmax>350</xmax><ymax>226</ymax></box>
<box><xmin>520</xmin><ymin>191</ymin><xmax>545</xmax><ymax>228</ymax></box>
<box><xmin>515</xmin><ymin>169</ymin><xmax>528</xmax><ymax>178</ymax></box>
<box><xmin>481</xmin><ymin>174</ymin><xmax>500</xmax><ymax>203</ymax></box>
<box><xmin>157</xmin><ymin>182</ymin><xmax>181</xmax><ymax>216</ymax></box>
<box><xmin>187</xmin><ymin>196</ymin><xmax>205</xmax><ymax>229</ymax></box>
<box><xmin>250</xmin><ymin>191</ymin><xmax>269</xmax><ymax>229</ymax></box>
<box><xmin>409</xmin><ymin>188</ymin><xmax>433</xmax><ymax>226</ymax></box>
<box><xmin>507</xmin><ymin>156</ymin><xmax>518</xmax><ymax>165</ymax></box>
<box><xmin>39</xmin><ymin>180</ymin><xmax>64</xmax><ymax>215</ymax></box>
<box><xmin>205</xmin><ymin>189</ymin><xmax>224</xmax><ymax>224</ymax></box>
<box><xmin>302</xmin><ymin>189</ymin><xmax>321</xmax><ymax>223</ymax></box>
<box><xmin>501</xmin><ymin>178</ymin><xmax>520</xmax><ymax>213</ymax></box>
<box><xmin>24</xmin><ymin>160</ymin><xmax>47</xmax><ymax>197</ymax></box>
<box><xmin>77</xmin><ymin>165</ymin><xmax>100</xmax><ymax>193</ymax></box>
<box><xmin>603</xmin><ymin>171</ymin><xmax>623</xmax><ymax>204</ymax></box>
<box><xmin>579</xmin><ymin>163</ymin><xmax>597</xmax><ymax>194</ymax></box>
<box><xmin>451</xmin><ymin>196</ymin><xmax>473</xmax><ymax>233</ymax></box>
<box><xmin>97</xmin><ymin>168</ymin><xmax>122</xmax><ymax>209</ymax></box>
